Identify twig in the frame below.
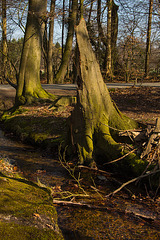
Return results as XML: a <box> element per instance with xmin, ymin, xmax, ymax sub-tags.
<box><xmin>53</xmin><ymin>199</ymin><xmax>109</xmax><ymax>210</ymax></box>
<box><xmin>58</xmin><ymin>145</ymin><xmax>88</xmax><ymax>196</ymax></box>
<box><xmin>105</xmin><ymin>169</ymin><xmax>160</xmax><ymax>198</ymax></box>
<box><xmin>136</xmin><ymin>150</ymin><xmax>157</xmax><ymax>186</ymax></box>
<box><xmin>52</xmin><ymin>191</ymin><xmax>89</xmax><ymax>200</ymax></box>
<box><xmin>91</xmin><ymin>177</ymin><xmax>104</xmax><ymax>200</ymax></box>
<box><xmin>76</xmin><ymin>165</ymin><xmax>112</xmax><ymax>177</ymax></box>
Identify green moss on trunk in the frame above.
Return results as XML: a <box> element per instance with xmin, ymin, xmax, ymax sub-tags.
<box><xmin>69</xmin><ymin>19</ymin><xmax>146</xmax><ymax>177</ymax></box>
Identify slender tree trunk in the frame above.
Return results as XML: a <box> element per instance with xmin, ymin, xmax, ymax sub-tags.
<box><xmin>145</xmin><ymin>0</ymin><xmax>153</xmax><ymax>77</ymax></box>
<box><xmin>16</xmin><ymin>0</ymin><xmax>55</xmax><ymax>105</ymax></box>
<box><xmin>111</xmin><ymin>2</ymin><xmax>118</xmax><ymax>73</ymax></box>
<box><xmin>80</xmin><ymin>0</ymin><xmax>84</xmax><ymax>19</ymax></box>
<box><xmin>87</xmin><ymin>0</ymin><xmax>93</xmax><ymax>24</ymax></box>
<box><xmin>2</xmin><ymin>0</ymin><xmax>8</xmax><ymax>84</ymax></box>
<box><xmin>43</xmin><ymin>21</ymin><xmax>48</xmax><ymax>76</ymax></box>
<box><xmin>54</xmin><ymin>0</ymin><xmax>78</xmax><ymax>84</ymax></box>
<box><xmin>47</xmin><ymin>0</ymin><xmax>56</xmax><ymax>84</ymax></box>
<box><xmin>87</xmin><ymin>1</ymin><xmax>97</xmax><ymax>50</ymax></box>
<box><xmin>97</xmin><ymin>0</ymin><xmax>118</xmax><ymax>78</ymax></box>
<box><xmin>106</xmin><ymin>0</ymin><xmax>113</xmax><ymax>79</ymax></box>
<box><xmin>62</xmin><ymin>0</ymin><xmax>65</xmax><ymax>59</ymax></box>
<box><xmin>69</xmin><ymin>19</ymin><xmax>145</xmax><ymax>176</ymax></box>
<box><xmin>97</xmin><ymin>0</ymin><xmax>107</xmax><ymax>46</ymax></box>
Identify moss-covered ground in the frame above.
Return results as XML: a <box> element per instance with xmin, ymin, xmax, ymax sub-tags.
<box><xmin>0</xmin><ymin>172</ymin><xmax>63</xmax><ymax>239</ymax></box>
<box><xmin>1</xmin><ymin>98</ymin><xmax>74</xmax><ymax>150</ymax></box>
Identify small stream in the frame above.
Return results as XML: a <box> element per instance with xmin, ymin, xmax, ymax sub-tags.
<box><xmin>0</xmin><ymin>128</ymin><xmax>94</xmax><ymax>239</ymax></box>
<box><xmin>0</xmin><ymin>128</ymin><xmax>160</xmax><ymax>240</ymax></box>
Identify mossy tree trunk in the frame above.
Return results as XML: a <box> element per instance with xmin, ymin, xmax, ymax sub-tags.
<box><xmin>70</xmin><ymin>19</ymin><xmax>144</xmax><ymax>174</ymax></box>
<box><xmin>16</xmin><ymin>0</ymin><xmax>55</xmax><ymax>105</ymax></box>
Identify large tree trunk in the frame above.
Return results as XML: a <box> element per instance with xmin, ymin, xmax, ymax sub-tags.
<box><xmin>16</xmin><ymin>0</ymin><xmax>54</xmax><ymax>105</ymax></box>
<box><xmin>54</xmin><ymin>0</ymin><xmax>78</xmax><ymax>84</ymax></box>
<box><xmin>70</xmin><ymin>19</ymin><xmax>145</xmax><ymax>175</ymax></box>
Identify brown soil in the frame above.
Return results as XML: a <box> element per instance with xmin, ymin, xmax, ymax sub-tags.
<box><xmin>110</xmin><ymin>87</ymin><xmax>160</xmax><ymax>125</ymax></box>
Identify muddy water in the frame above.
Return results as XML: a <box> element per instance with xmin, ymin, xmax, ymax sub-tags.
<box><xmin>0</xmin><ymin>128</ymin><xmax>67</xmax><ymax>185</ymax></box>
<box><xmin>0</xmin><ymin>129</ymin><xmax>160</xmax><ymax>240</ymax></box>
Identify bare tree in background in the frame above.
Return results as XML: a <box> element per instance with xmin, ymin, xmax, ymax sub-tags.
<box><xmin>47</xmin><ymin>0</ymin><xmax>56</xmax><ymax>84</ymax></box>
<box><xmin>106</xmin><ymin>0</ymin><xmax>113</xmax><ymax>79</ymax></box>
<box><xmin>1</xmin><ymin>0</ymin><xmax>8</xmax><ymax>83</ymax></box>
<box><xmin>54</xmin><ymin>0</ymin><xmax>78</xmax><ymax>83</ymax></box>
<box><xmin>62</xmin><ymin>0</ymin><xmax>65</xmax><ymax>59</ymax></box>
<box><xmin>145</xmin><ymin>0</ymin><xmax>153</xmax><ymax>77</ymax></box>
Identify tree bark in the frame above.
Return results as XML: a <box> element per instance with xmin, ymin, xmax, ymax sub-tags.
<box><xmin>62</xmin><ymin>0</ymin><xmax>65</xmax><ymax>59</ymax></box>
<box><xmin>16</xmin><ymin>0</ymin><xmax>55</xmax><ymax>105</ymax></box>
<box><xmin>47</xmin><ymin>0</ymin><xmax>56</xmax><ymax>84</ymax></box>
<box><xmin>70</xmin><ymin>19</ymin><xmax>145</xmax><ymax>175</ymax></box>
<box><xmin>54</xmin><ymin>0</ymin><xmax>78</xmax><ymax>84</ymax></box>
<box><xmin>80</xmin><ymin>0</ymin><xmax>84</xmax><ymax>20</ymax></box>
<box><xmin>106</xmin><ymin>0</ymin><xmax>113</xmax><ymax>79</ymax></box>
<box><xmin>97</xmin><ymin>0</ymin><xmax>118</xmax><ymax>78</ymax></box>
<box><xmin>111</xmin><ymin>1</ymin><xmax>118</xmax><ymax>72</ymax></box>
<box><xmin>1</xmin><ymin>0</ymin><xmax>8</xmax><ymax>84</ymax></box>
<box><xmin>145</xmin><ymin>0</ymin><xmax>153</xmax><ymax>77</ymax></box>
<box><xmin>97</xmin><ymin>0</ymin><xmax>107</xmax><ymax>46</ymax></box>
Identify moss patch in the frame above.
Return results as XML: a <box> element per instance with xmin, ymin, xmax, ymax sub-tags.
<box><xmin>0</xmin><ymin>222</ymin><xmax>62</xmax><ymax>240</ymax></box>
<box><xmin>0</xmin><ymin>173</ymin><xmax>63</xmax><ymax>239</ymax></box>
<box><xmin>0</xmin><ymin>103</ymin><xmax>72</xmax><ymax>150</ymax></box>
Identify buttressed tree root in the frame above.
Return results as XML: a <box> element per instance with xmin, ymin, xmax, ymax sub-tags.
<box><xmin>69</xmin><ymin>19</ymin><xmax>147</xmax><ymax>176</ymax></box>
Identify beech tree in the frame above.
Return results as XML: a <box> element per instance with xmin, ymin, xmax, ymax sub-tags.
<box><xmin>16</xmin><ymin>0</ymin><xmax>55</xmax><ymax>105</ymax></box>
<box><xmin>70</xmin><ymin>18</ymin><xmax>145</xmax><ymax>174</ymax></box>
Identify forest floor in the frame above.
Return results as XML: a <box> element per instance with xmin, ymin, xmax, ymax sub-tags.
<box><xmin>110</xmin><ymin>87</ymin><xmax>160</xmax><ymax>125</ymax></box>
<box><xmin>1</xmin><ymin>86</ymin><xmax>160</xmax><ymax>124</ymax></box>
<box><xmin>0</xmin><ymin>86</ymin><xmax>160</xmax><ymax>239</ymax></box>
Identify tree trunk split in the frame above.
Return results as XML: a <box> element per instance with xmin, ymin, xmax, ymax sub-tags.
<box><xmin>70</xmin><ymin>19</ymin><xmax>145</xmax><ymax>175</ymax></box>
